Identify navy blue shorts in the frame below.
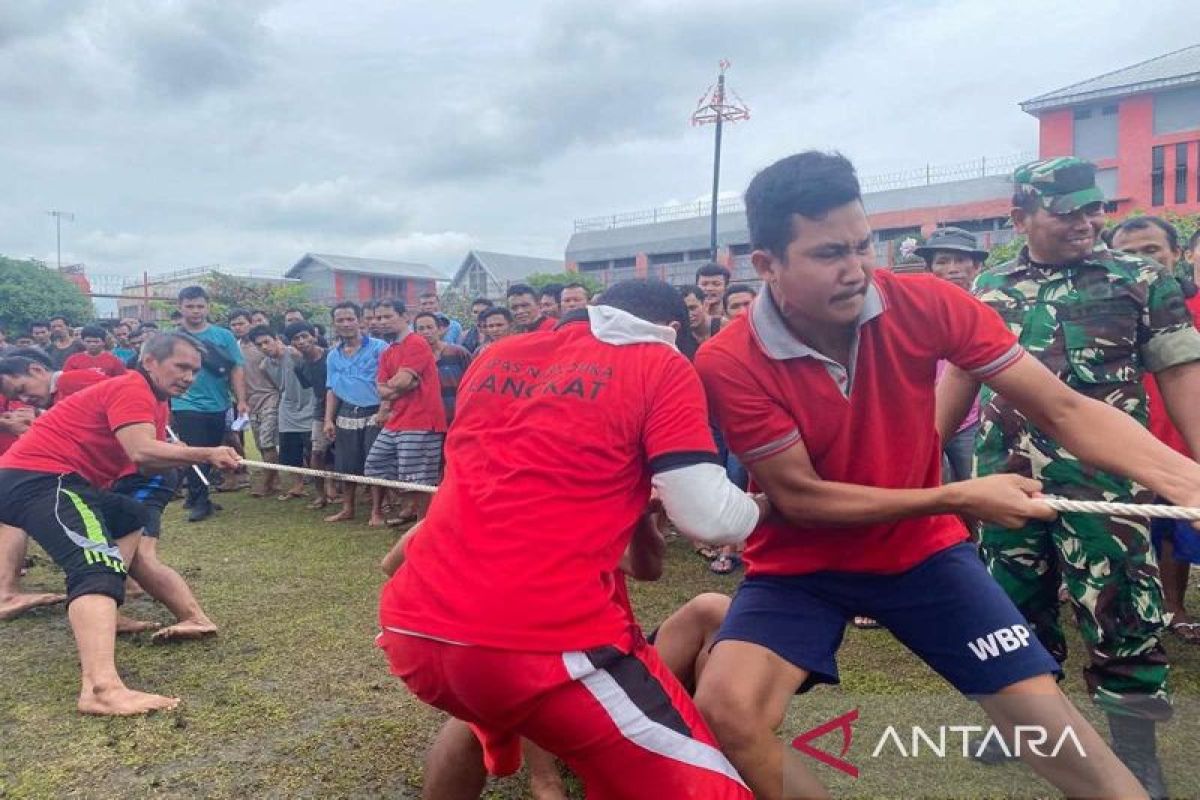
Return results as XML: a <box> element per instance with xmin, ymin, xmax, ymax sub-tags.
<box><xmin>1151</xmin><ymin>518</ymin><xmax>1200</xmax><ymax>564</ymax></box>
<box><xmin>715</xmin><ymin>542</ymin><xmax>1060</xmax><ymax>695</ymax></box>
<box><xmin>111</xmin><ymin>472</ymin><xmax>178</xmax><ymax>538</ymax></box>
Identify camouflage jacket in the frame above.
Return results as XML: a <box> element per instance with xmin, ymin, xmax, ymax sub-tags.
<box><xmin>973</xmin><ymin>244</ymin><xmax>1200</xmax><ymax>499</ymax></box>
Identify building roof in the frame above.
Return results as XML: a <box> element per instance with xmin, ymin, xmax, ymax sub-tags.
<box><xmin>449</xmin><ymin>250</ymin><xmax>563</xmax><ymax>287</ymax></box>
<box><xmin>286</xmin><ymin>253</ymin><xmax>448</xmax><ymax>281</ymax></box>
<box><xmin>565</xmin><ymin>175</ymin><xmax>1012</xmax><ymax>262</ymax></box>
<box><xmin>1021</xmin><ymin>44</ymin><xmax>1200</xmax><ymax>113</ymax></box>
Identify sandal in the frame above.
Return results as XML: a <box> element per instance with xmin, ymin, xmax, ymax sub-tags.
<box><xmin>1170</xmin><ymin>619</ymin><xmax>1200</xmax><ymax>644</ymax></box>
<box><xmin>694</xmin><ymin>544</ymin><xmax>719</xmax><ymax>560</ymax></box>
<box><xmin>853</xmin><ymin>616</ymin><xmax>881</xmax><ymax>629</ymax></box>
<box><xmin>710</xmin><ymin>554</ymin><xmax>741</xmax><ymax>575</ymax></box>
<box><xmin>386</xmin><ymin>511</ymin><xmax>419</xmax><ymax>528</ymax></box>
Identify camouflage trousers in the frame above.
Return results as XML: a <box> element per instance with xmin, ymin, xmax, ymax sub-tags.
<box><xmin>980</xmin><ymin>511</ymin><xmax>1171</xmax><ymax>721</ymax></box>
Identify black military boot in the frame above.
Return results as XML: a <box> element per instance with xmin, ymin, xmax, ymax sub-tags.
<box><xmin>1108</xmin><ymin>714</ymin><xmax>1168</xmax><ymax>800</ymax></box>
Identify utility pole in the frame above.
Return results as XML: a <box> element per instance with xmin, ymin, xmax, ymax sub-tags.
<box><xmin>47</xmin><ymin>210</ymin><xmax>75</xmax><ymax>270</ymax></box>
<box><xmin>691</xmin><ymin>60</ymin><xmax>749</xmax><ymax>259</ymax></box>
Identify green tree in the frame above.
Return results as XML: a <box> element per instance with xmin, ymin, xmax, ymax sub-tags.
<box><xmin>523</xmin><ymin>271</ymin><xmax>602</xmax><ymax>294</ymax></box>
<box><xmin>0</xmin><ymin>255</ymin><xmax>92</xmax><ymax>337</ymax></box>
<box><xmin>191</xmin><ymin>271</ymin><xmax>330</xmax><ymax>328</ymax></box>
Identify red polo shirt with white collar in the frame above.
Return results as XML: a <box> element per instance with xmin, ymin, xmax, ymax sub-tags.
<box><xmin>696</xmin><ymin>269</ymin><xmax>1023</xmax><ymax>576</ymax></box>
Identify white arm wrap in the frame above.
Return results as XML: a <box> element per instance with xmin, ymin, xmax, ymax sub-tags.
<box><xmin>652</xmin><ymin>462</ymin><xmax>760</xmax><ymax>546</ymax></box>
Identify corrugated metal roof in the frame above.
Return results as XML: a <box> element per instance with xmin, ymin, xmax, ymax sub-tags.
<box><xmin>471</xmin><ymin>251</ymin><xmax>563</xmax><ymax>281</ymax></box>
<box><xmin>1021</xmin><ymin>44</ymin><xmax>1200</xmax><ymax>112</ymax></box>
<box><xmin>286</xmin><ymin>253</ymin><xmax>448</xmax><ymax>281</ymax></box>
<box><xmin>565</xmin><ymin>176</ymin><xmax>1012</xmax><ymax>262</ymax></box>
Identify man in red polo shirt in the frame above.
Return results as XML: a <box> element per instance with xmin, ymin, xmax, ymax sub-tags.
<box><xmin>692</xmin><ymin>152</ymin><xmax>1200</xmax><ymax>799</ymax></box>
<box><xmin>378</xmin><ymin>279</ymin><xmax>765</xmax><ymax>799</ymax></box>
<box><xmin>0</xmin><ymin>333</ymin><xmax>239</xmax><ymax>716</ymax></box>
<box><xmin>62</xmin><ymin>326</ymin><xmax>127</xmax><ymax>377</ymax></box>
<box><xmin>365</xmin><ymin>300</ymin><xmax>447</xmax><ymax>526</ymax></box>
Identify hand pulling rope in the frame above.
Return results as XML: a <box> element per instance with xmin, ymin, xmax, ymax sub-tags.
<box><xmin>237</xmin><ymin>460</ymin><xmax>1200</xmax><ymax>516</ymax></box>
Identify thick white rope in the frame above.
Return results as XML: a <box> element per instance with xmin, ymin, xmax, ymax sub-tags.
<box><xmin>1037</xmin><ymin>496</ymin><xmax>1200</xmax><ymax>521</ymax></box>
<box><xmin>238</xmin><ymin>460</ymin><xmax>1200</xmax><ymax>519</ymax></box>
<box><xmin>239</xmin><ymin>458</ymin><xmax>438</xmax><ymax>494</ymax></box>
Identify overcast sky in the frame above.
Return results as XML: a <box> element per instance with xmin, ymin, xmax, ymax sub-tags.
<box><xmin>2</xmin><ymin>1</ymin><xmax>1196</xmax><ymax>280</ymax></box>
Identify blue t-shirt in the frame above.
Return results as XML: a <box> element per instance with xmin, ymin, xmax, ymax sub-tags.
<box><xmin>443</xmin><ymin>319</ymin><xmax>464</xmax><ymax>345</ymax></box>
<box><xmin>113</xmin><ymin>346</ymin><xmax>137</xmax><ymax>363</ymax></box>
<box><xmin>170</xmin><ymin>325</ymin><xmax>244</xmax><ymax>414</ymax></box>
<box><xmin>326</xmin><ymin>335</ymin><xmax>386</xmax><ymax>408</ymax></box>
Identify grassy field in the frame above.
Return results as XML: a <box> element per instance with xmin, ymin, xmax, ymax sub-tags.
<box><xmin>2</xmin><ymin>489</ymin><xmax>1199</xmax><ymax>799</ymax></box>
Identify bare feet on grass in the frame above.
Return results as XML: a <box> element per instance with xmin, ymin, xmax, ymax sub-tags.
<box><xmin>152</xmin><ymin>618</ymin><xmax>218</xmax><ymax>643</ymax></box>
<box><xmin>116</xmin><ymin>615</ymin><xmax>160</xmax><ymax>634</ymax></box>
<box><xmin>367</xmin><ymin>514</ymin><xmax>388</xmax><ymax>527</ymax></box>
<box><xmin>78</xmin><ymin>683</ymin><xmax>180</xmax><ymax>716</ymax></box>
<box><xmin>0</xmin><ymin>592</ymin><xmax>66</xmax><ymax>620</ymax></box>
<box><xmin>324</xmin><ymin>507</ymin><xmax>354</xmax><ymax>523</ymax></box>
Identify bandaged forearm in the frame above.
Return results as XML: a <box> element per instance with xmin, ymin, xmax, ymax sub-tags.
<box><xmin>652</xmin><ymin>462</ymin><xmax>760</xmax><ymax>545</ymax></box>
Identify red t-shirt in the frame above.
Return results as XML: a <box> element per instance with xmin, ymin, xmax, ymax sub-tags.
<box><xmin>379</xmin><ymin>315</ymin><xmax>716</xmax><ymax>651</ymax></box>
<box><xmin>0</xmin><ymin>371</ymin><xmax>167</xmax><ymax>488</ymax></box>
<box><xmin>1144</xmin><ymin>293</ymin><xmax>1200</xmax><ymax>457</ymax></box>
<box><xmin>379</xmin><ymin>333</ymin><xmax>447</xmax><ymax>432</ymax></box>
<box><xmin>697</xmin><ymin>270</ymin><xmax>1023</xmax><ymax>577</ymax></box>
<box><xmin>530</xmin><ymin>316</ymin><xmax>557</xmax><ymax>333</ymax></box>
<box><xmin>62</xmin><ymin>351</ymin><xmax>128</xmax><ymax>377</ymax></box>
<box><xmin>55</xmin><ymin>368</ymin><xmax>112</xmax><ymax>401</ymax></box>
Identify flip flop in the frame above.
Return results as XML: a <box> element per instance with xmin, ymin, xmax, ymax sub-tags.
<box><xmin>710</xmin><ymin>554</ymin><xmax>742</xmax><ymax>575</ymax></box>
<box><xmin>1170</xmin><ymin>620</ymin><xmax>1200</xmax><ymax>644</ymax></box>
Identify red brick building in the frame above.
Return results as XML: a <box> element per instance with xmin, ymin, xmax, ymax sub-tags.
<box><xmin>285</xmin><ymin>253</ymin><xmax>447</xmax><ymax>306</ymax></box>
<box><xmin>1023</xmin><ymin>44</ymin><xmax>1200</xmax><ymax>216</ymax></box>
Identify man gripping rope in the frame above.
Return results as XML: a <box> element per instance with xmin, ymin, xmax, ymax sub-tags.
<box><xmin>0</xmin><ymin>333</ymin><xmax>239</xmax><ymax>715</ymax></box>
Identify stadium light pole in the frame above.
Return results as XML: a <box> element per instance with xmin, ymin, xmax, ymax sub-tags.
<box><xmin>47</xmin><ymin>210</ymin><xmax>75</xmax><ymax>270</ymax></box>
<box><xmin>691</xmin><ymin>61</ymin><xmax>749</xmax><ymax>260</ymax></box>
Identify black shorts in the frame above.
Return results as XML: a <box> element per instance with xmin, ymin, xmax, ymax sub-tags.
<box><xmin>333</xmin><ymin>403</ymin><xmax>380</xmax><ymax>476</ymax></box>
<box><xmin>111</xmin><ymin>471</ymin><xmax>179</xmax><ymax>538</ymax></box>
<box><xmin>0</xmin><ymin>470</ymin><xmax>147</xmax><ymax>604</ymax></box>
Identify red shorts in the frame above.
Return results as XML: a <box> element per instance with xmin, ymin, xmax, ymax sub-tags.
<box><xmin>378</xmin><ymin>627</ymin><xmax>750</xmax><ymax>799</ymax></box>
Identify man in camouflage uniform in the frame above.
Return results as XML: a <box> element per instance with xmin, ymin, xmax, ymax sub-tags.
<box><xmin>972</xmin><ymin>157</ymin><xmax>1200</xmax><ymax>797</ymax></box>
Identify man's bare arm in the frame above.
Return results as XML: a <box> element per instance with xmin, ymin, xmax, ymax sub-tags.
<box><xmin>1153</xmin><ymin>360</ymin><xmax>1200</xmax><ymax>460</ymax></box>
<box><xmin>983</xmin><ymin>354</ymin><xmax>1200</xmax><ymax>507</ymax></box>
<box><xmin>115</xmin><ymin>423</ymin><xmax>241</xmax><ymax>471</ymax></box>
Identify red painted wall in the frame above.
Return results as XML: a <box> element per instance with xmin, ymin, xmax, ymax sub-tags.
<box><xmin>634</xmin><ymin>253</ymin><xmax>649</xmax><ymax>278</ymax></box>
<box><xmin>334</xmin><ymin>273</ymin><xmax>345</xmax><ymax>301</ymax></box>
<box><xmin>1039</xmin><ymin>109</ymin><xmax>1073</xmax><ymax>157</ymax></box>
<box><xmin>356</xmin><ymin>277</ymin><xmax>371</xmax><ymax>301</ymax></box>
<box><xmin>867</xmin><ymin>198</ymin><xmax>1012</xmax><ymax>233</ymax></box>
<box><xmin>1035</xmin><ymin>90</ymin><xmax>1200</xmax><ymax>215</ymax></box>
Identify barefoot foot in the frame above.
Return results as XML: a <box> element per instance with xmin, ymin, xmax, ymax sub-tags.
<box><xmin>0</xmin><ymin>592</ymin><xmax>67</xmax><ymax>621</ymax></box>
<box><xmin>78</xmin><ymin>685</ymin><xmax>180</xmax><ymax>716</ymax></box>
<box><xmin>324</xmin><ymin>508</ymin><xmax>354</xmax><ymax>523</ymax></box>
<box><xmin>116</xmin><ymin>615</ymin><xmax>160</xmax><ymax>634</ymax></box>
<box><xmin>152</xmin><ymin>618</ymin><xmax>218</xmax><ymax>643</ymax></box>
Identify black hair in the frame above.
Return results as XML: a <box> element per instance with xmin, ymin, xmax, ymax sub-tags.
<box><xmin>506</xmin><ymin>283</ymin><xmax>536</xmax><ymax>300</ymax></box>
<box><xmin>562</xmin><ymin>282</ymin><xmax>590</xmax><ymax>296</ymax></box>
<box><xmin>0</xmin><ymin>356</ymin><xmax>43</xmax><ymax>378</ymax></box>
<box><xmin>1011</xmin><ymin>187</ymin><xmax>1042</xmax><ymax>215</ymax></box>
<box><xmin>49</xmin><ymin>314</ymin><xmax>69</xmax><ymax>326</ymax></box>
<box><xmin>539</xmin><ymin>283</ymin><xmax>564</xmax><ymax>302</ymax></box>
<box><xmin>480</xmin><ymin>307</ymin><xmax>513</xmax><ymax>324</ymax></box>
<box><xmin>603</xmin><ymin>279</ymin><xmax>690</xmax><ymax>328</ymax></box>
<box><xmin>332</xmin><ymin>301</ymin><xmax>362</xmax><ymax>319</ymax></box>
<box><xmin>362</xmin><ymin>299</ymin><xmax>379</xmax><ymax>312</ymax></box>
<box><xmin>228</xmin><ymin>307</ymin><xmax>251</xmax><ymax>324</ymax></box>
<box><xmin>419</xmin><ymin>290</ymin><xmax>439</xmax><ymax>299</ymax></box>
<box><xmin>1112</xmin><ymin>215</ymin><xmax>1180</xmax><ymax>252</ymax></box>
<box><xmin>29</xmin><ymin>320</ymin><xmax>49</xmax><ymax>333</ymax></box>
<box><xmin>248</xmin><ymin>308</ymin><xmax>269</xmax><ymax>321</ymax></box>
<box><xmin>375</xmin><ymin>299</ymin><xmax>406</xmax><ymax>315</ymax></box>
<box><xmin>678</xmin><ymin>285</ymin><xmax>706</xmax><ymax>304</ymax></box>
<box><xmin>470</xmin><ymin>297</ymin><xmax>492</xmax><ymax>308</ymax></box>
<box><xmin>178</xmin><ymin>285</ymin><xmax>208</xmax><ymax>303</ymax></box>
<box><xmin>283</xmin><ymin>321</ymin><xmax>316</xmax><ymax>342</ymax></box>
<box><xmin>413</xmin><ymin>312</ymin><xmax>439</xmax><ymax>326</ymax></box>
<box><xmin>284</xmin><ymin>307</ymin><xmax>305</xmax><ymax>317</ymax></box>
<box><xmin>745</xmin><ymin>151</ymin><xmax>862</xmax><ymax>256</ymax></box>
<box><xmin>5</xmin><ymin>347</ymin><xmax>53</xmax><ymax>368</ymax></box>
<box><xmin>695</xmin><ymin>262</ymin><xmax>731</xmax><ymax>283</ymax></box>
<box><xmin>80</xmin><ymin>325</ymin><xmax>107</xmax><ymax>340</ymax></box>
<box><xmin>723</xmin><ymin>283</ymin><xmax>755</xmax><ymax>309</ymax></box>
<box><xmin>247</xmin><ymin>325</ymin><xmax>274</xmax><ymax>343</ymax></box>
